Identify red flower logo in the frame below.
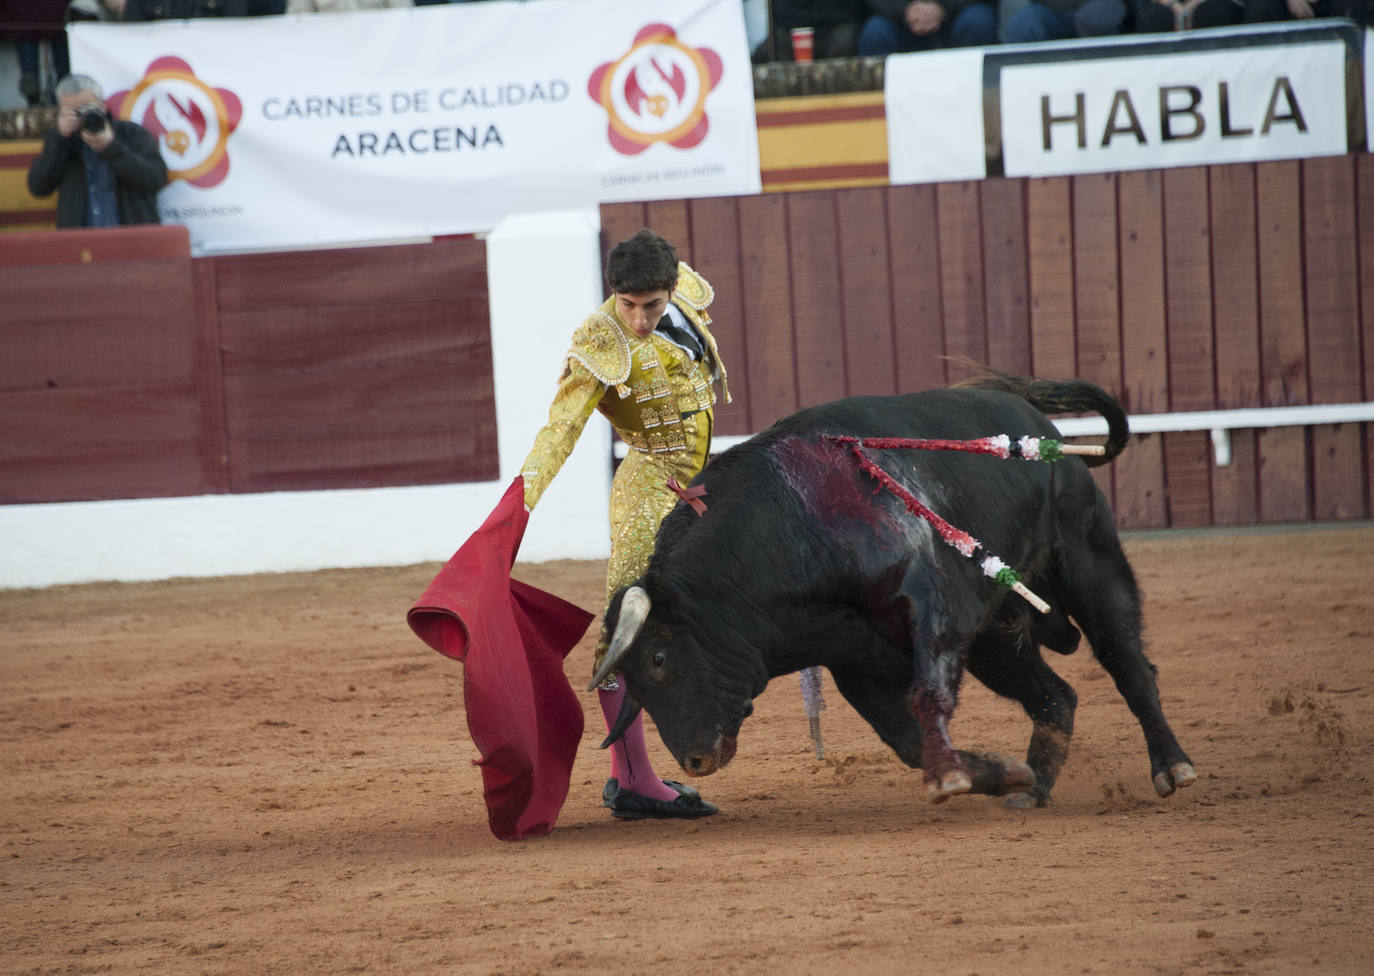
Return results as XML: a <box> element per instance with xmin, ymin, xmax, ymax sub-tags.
<box><xmin>108</xmin><ymin>57</ymin><xmax>242</xmax><ymax>188</ymax></box>
<box><xmin>588</xmin><ymin>23</ymin><xmax>723</xmax><ymax>156</ymax></box>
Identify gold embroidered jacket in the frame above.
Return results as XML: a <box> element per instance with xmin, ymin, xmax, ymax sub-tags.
<box><xmin>521</xmin><ymin>262</ymin><xmax>730</xmax><ymax>510</ymax></box>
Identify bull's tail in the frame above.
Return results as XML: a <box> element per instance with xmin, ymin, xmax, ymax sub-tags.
<box><xmin>951</xmin><ymin>362</ymin><xmax>1129</xmax><ymax>466</ymax></box>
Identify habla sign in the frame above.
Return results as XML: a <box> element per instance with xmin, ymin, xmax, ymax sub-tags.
<box><xmin>885</xmin><ymin>21</ymin><xmax>1365</xmax><ymax>185</ymax></box>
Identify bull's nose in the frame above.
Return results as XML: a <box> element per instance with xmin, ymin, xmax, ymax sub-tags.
<box><xmin>742</xmin><ymin>701</ymin><xmax>754</xmax><ymax>719</ymax></box>
<box><xmin>685</xmin><ymin>753</ymin><xmax>718</xmax><ymax>776</ymax></box>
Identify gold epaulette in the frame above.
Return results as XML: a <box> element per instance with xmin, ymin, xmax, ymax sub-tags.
<box><xmin>673</xmin><ymin>262</ymin><xmax>714</xmax><ymax>312</ymax></box>
<box><xmin>565</xmin><ymin>310</ymin><xmax>632</xmax><ymax>386</ymax></box>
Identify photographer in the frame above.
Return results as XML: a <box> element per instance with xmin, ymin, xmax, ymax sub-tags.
<box><xmin>27</xmin><ymin>74</ymin><xmax>168</xmax><ymax>229</ymax></box>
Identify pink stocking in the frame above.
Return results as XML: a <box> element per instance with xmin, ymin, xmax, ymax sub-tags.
<box><xmin>598</xmin><ymin>684</ymin><xmax>678</xmax><ymax>802</ymax></box>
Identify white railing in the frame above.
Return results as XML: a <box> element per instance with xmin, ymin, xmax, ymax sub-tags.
<box><xmin>1051</xmin><ymin>402</ymin><xmax>1374</xmax><ymax>466</ymax></box>
<box><xmin>615</xmin><ymin>402</ymin><xmax>1374</xmax><ymax>467</ymax></box>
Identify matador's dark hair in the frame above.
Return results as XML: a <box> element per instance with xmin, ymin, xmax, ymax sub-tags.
<box><xmin>605</xmin><ymin>229</ymin><xmax>679</xmax><ymax>294</ymax></box>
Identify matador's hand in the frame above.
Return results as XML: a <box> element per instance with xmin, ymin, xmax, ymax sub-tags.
<box><xmin>905</xmin><ymin>0</ymin><xmax>947</xmax><ymax>34</ymax></box>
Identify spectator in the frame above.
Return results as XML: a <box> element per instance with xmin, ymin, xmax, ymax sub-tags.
<box><xmin>1136</xmin><ymin>0</ymin><xmax>1283</xmax><ymax>29</ymax></box>
<box><xmin>6</xmin><ymin>1</ymin><xmax>71</xmax><ymax>107</ymax></box>
<box><xmin>1136</xmin><ymin>0</ymin><xmax>1370</xmax><ymax>31</ymax></box>
<box><xmin>15</xmin><ymin>39</ymin><xmax>68</xmax><ymax>108</ymax></box>
<box><xmin>1002</xmin><ymin>0</ymin><xmax>1126</xmax><ymax>41</ymax></box>
<box><xmin>1134</xmin><ymin>0</ymin><xmax>1223</xmax><ymax>29</ymax></box>
<box><xmin>286</xmin><ymin>0</ymin><xmax>410</xmax><ymax>10</ymax></box>
<box><xmin>26</xmin><ymin>73</ymin><xmax>168</xmax><ymax>228</ymax></box>
<box><xmin>1236</xmin><ymin>0</ymin><xmax>1372</xmax><ymax>25</ymax></box>
<box><xmin>857</xmin><ymin>0</ymin><xmax>999</xmax><ymax>54</ymax></box>
<box><xmin>21</xmin><ymin>1</ymin><xmax>128</xmax><ymax>111</ymax></box>
<box><xmin>751</xmin><ymin>0</ymin><xmax>871</xmax><ymax>62</ymax></box>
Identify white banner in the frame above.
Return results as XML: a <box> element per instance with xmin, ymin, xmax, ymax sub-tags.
<box><xmin>886</xmin><ymin>23</ymin><xmax>1364</xmax><ymax>186</ymax></box>
<box><xmin>68</xmin><ymin>0</ymin><xmax>760</xmax><ymax>254</ymax></box>
<box><xmin>884</xmin><ymin>48</ymin><xmax>986</xmax><ymax>185</ymax></box>
<box><xmin>1000</xmin><ymin>42</ymin><xmax>1347</xmax><ymax>178</ymax></box>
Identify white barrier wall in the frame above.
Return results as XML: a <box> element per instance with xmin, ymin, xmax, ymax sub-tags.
<box><xmin>486</xmin><ymin>209</ymin><xmax>613</xmax><ymax>563</ymax></box>
<box><xmin>0</xmin><ymin>211</ymin><xmax>612</xmax><ymax>589</ymax></box>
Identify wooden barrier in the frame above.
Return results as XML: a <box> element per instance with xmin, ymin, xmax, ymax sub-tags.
<box><xmin>211</xmin><ymin>238</ymin><xmax>497</xmax><ymax>494</ymax></box>
<box><xmin>603</xmin><ymin>156</ymin><xmax>1373</xmax><ymax>529</ymax></box>
<box><xmin>0</xmin><ymin>228</ymin><xmax>496</xmax><ymax>504</ymax></box>
<box><xmin>1</xmin><ymin>226</ymin><xmax>200</xmax><ymax>502</ymax></box>
<box><xmin>2</xmin><ymin>160</ymin><xmax>1370</xmax><ymax>529</ymax></box>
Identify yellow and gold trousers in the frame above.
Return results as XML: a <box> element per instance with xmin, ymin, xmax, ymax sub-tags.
<box><xmin>600</xmin><ymin>409</ymin><xmax>711</xmax><ymax>669</ymax></box>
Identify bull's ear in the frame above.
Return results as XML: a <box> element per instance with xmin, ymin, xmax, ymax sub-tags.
<box><xmin>599</xmin><ymin>692</ymin><xmax>642</xmax><ymax>749</ymax></box>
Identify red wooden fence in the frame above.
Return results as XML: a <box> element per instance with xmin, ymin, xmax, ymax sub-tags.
<box><xmin>3</xmin><ymin>155</ymin><xmax>1371</xmax><ymax>530</ymax></box>
<box><xmin>1</xmin><ymin>228</ymin><xmax>496</xmax><ymax>504</ymax></box>
<box><xmin>603</xmin><ymin>155</ymin><xmax>1373</xmax><ymax>529</ymax></box>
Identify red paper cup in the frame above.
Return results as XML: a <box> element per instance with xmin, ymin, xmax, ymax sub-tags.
<box><xmin>790</xmin><ymin>26</ymin><xmax>814</xmax><ymax>63</ymax></box>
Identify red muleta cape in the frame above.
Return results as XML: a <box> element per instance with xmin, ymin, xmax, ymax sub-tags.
<box><xmin>407</xmin><ymin>476</ymin><xmax>593</xmax><ymax>840</ymax></box>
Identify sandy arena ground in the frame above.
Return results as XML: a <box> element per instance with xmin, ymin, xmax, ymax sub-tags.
<box><xmin>3</xmin><ymin>524</ymin><xmax>1373</xmax><ymax>975</ymax></box>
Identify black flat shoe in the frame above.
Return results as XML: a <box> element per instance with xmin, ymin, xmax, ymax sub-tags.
<box><xmin>604</xmin><ymin>779</ymin><xmax>717</xmax><ymax>820</ymax></box>
<box><xmin>602</xmin><ymin>777</ymin><xmax>701</xmax><ymax>807</ymax></box>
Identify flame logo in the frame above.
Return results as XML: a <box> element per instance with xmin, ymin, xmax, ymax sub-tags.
<box><xmin>623</xmin><ymin>58</ymin><xmax>687</xmax><ymax>120</ymax></box>
<box><xmin>108</xmin><ymin>57</ymin><xmax>242</xmax><ymax>188</ymax></box>
<box><xmin>589</xmin><ymin>23</ymin><xmax>723</xmax><ymax>156</ymax></box>
<box><xmin>152</xmin><ymin>93</ymin><xmax>207</xmax><ymax>160</ymax></box>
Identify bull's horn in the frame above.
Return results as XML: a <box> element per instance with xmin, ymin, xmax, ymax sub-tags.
<box><xmin>598</xmin><ymin>692</ymin><xmax>643</xmax><ymax>749</ymax></box>
<box><xmin>585</xmin><ymin>586</ymin><xmax>651</xmax><ymax>691</ymax></box>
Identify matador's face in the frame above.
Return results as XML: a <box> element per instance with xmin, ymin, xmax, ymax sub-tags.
<box><xmin>614</xmin><ymin>289</ymin><xmax>673</xmax><ymax>338</ymax></box>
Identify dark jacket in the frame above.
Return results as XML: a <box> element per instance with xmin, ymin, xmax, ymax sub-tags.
<box><xmin>122</xmin><ymin>0</ymin><xmax>284</xmax><ymax>17</ymax></box>
<box><xmin>26</xmin><ymin>119</ymin><xmax>168</xmax><ymax>228</ymax></box>
<box><xmin>770</xmin><ymin>0</ymin><xmax>873</xmax><ymax>26</ymax></box>
<box><xmin>867</xmin><ymin>0</ymin><xmax>965</xmax><ymax>19</ymax></box>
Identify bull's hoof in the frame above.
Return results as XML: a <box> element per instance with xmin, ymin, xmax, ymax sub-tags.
<box><xmin>925</xmin><ymin>769</ymin><xmax>973</xmax><ymax>804</ymax></box>
<box><xmin>1003</xmin><ymin>791</ymin><xmax>1049</xmax><ymax>810</ymax></box>
<box><xmin>988</xmin><ymin>753</ymin><xmax>1035</xmax><ymax>792</ymax></box>
<box><xmin>1152</xmin><ymin>762</ymin><xmax>1198</xmax><ymax>798</ymax></box>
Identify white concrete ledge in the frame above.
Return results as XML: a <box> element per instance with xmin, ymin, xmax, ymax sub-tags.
<box><xmin>0</xmin><ymin>482</ymin><xmax>507</xmax><ymax>589</ymax></box>
<box><xmin>1053</xmin><ymin>403</ymin><xmax>1374</xmax><ymax>466</ymax></box>
<box><xmin>1050</xmin><ymin>402</ymin><xmax>1374</xmax><ymax>436</ymax></box>
<box><xmin>668</xmin><ymin>402</ymin><xmax>1374</xmax><ymax>468</ymax></box>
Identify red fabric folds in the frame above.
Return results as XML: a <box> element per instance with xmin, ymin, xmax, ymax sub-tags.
<box><xmin>407</xmin><ymin>476</ymin><xmax>594</xmax><ymax>841</ymax></box>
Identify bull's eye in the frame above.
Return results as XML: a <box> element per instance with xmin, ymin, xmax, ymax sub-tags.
<box><xmin>652</xmin><ymin>652</ymin><xmax>666</xmax><ymax>668</ymax></box>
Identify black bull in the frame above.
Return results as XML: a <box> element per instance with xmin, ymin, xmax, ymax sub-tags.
<box><xmin>593</xmin><ymin>373</ymin><xmax>1197</xmax><ymax>807</ymax></box>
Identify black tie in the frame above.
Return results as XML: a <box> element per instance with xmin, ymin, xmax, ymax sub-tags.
<box><xmin>655</xmin><ymin>313</ymin><xmax>705</xmax><ymax>361</ymax></box>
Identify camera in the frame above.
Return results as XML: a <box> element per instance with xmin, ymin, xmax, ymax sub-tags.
<box><xmin>75</xmin><ymin>104</ymin><xmax>108</xmax><ymax>134</ymax></box>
